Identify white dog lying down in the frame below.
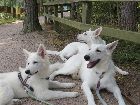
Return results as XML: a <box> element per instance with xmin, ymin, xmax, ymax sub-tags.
<box><xmin>49</xmin><ymin>28</ymin><xmax>128</xmax><ymax>80</ymax></box>
<box><xmin>81</xmin><ymin>40</ymin><xmax>126</xmax><ymax>105</ymax></box>
<box><xmin>0</xmin><ymin>44</ymin><xmax>78</xmax><ymax>105</ymax></box>
<box><xmin>47</xmin><ymin>27</ymin><xmax>105</xmax><ymax>62</ymax></box>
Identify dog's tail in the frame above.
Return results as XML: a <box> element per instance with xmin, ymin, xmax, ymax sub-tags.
<box><xmin>96</xmin><ymin>90</ymin><xmax>107</xmax><ymax>105</ymax></box>
<box><xmin>46</xmin><ymin>50</ymin><xmax>60</xmax><ymax>55</ymax></box>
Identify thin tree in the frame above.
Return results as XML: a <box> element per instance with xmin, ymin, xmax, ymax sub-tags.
<box><xmin>22</xmin><ymin>0</ymin><xmax>42</xmax><ymax>33</ymax></box>
<box><xmin>119</xmin><ymin>1</ymin><xmax>138</xmax><ymax>31</ymax></box>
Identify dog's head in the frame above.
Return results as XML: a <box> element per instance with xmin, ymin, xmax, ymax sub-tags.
<box><xmin>77</xmin><ymin>27</ymin><xmax>103</xmax><ymax>44</ymax></box>
<box><xmin>23</xmin><ymin>44</ymin><xmax>49</xmax><ymax>76</ymax></box>
<box><xmin>84</xmin><ymin>40</ymin><xmax>118</xmax><ymax>68</ymax></box>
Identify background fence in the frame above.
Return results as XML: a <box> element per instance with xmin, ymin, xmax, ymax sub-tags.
<box><xmin>43</xmin><ymin>0</ymin><xmax>140</xmax><ymax>44</ymax></box>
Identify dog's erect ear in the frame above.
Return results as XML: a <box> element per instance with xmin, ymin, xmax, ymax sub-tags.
<box><xmin>106</xmin><ymin>40</ymin><xmax>118</xmax><ymax>52</ymax></box>
<box><xmin>37</xmin><ymin>44</ymin><xmax>46</xmax><ymax>59</ymax></box>
<box><xmin>23</xmin><ymin>49</ymin><xmax>30</xmax><ymax>58</ymax></box>
<box><xmin>89</xmin><ymin>28</ymin><xmax>91</xmax><ymax>31</ymax></box>
<box><xmin>94</xmin><ymin>27</ymin><xmax>102</xmax><ymax>37</ymax></box>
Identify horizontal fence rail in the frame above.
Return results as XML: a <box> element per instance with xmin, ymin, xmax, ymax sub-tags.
<box><xmin>43</xmin><ymin>0</ymin><xmax>127</xmax><ymax>5</ymax></box>
<box><xmin>44</xmin><ymin>14</ymin><xmax>140</xmax><ymax>44</ymax></box>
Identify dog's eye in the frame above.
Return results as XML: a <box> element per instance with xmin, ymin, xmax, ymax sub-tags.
<box><xmin>27</xmin><ymin>63</ymin><xmax>30</xmax><ymax>65</ymax></box>
<box><xmin>33</xmin><ymin>61</ymin><xmax>38</xmax><ymax>64</ymax></box>
<box><xmin>96</xmin><ymin>49</ymin><xmax>101</xmax><ymax>53</ymax></box>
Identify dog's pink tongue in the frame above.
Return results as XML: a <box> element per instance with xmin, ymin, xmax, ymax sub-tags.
<box><xmin>87</xmin><ymin>61</ymin><xmax>96</xmax><ymax>68</ymax></box>
<box><xmin>87</xmin><ymin>59</ymin><xmax>100</xmax><ymax>68</ymax></box>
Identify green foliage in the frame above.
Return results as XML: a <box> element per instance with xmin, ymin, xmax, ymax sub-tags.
<box><xmin>0</xmin><ymin>0</ymin><xmax>23</xmax><ymax>7</ymax></box>
<box><xmin>0</xmin><ymin>18</ymin><xmax>16</xmax><ymax>25</ymax></box>
<box><xmin>102</xmin><ymin>36</ymin><xmax>140</xmax><ymax>65</ymax></box>
<box><xmin>0</xmin><ymin>13</ymin><xmax>24</xmax><ymax>25</ymax></box>
<box><xmin>91</xmin><ymin>1</ymin><xmax>119</xmax><ymax>27</ymax></box>
<box><xmin>0</xmin><ymin>13</ymin><xmax>13</xmax><ymax>19</ymax></box>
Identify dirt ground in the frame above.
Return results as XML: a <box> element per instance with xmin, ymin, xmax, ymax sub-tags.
<box><xmin>0</xmin><ymin>18</ymin><xmax>139</xmax><ymax>105</ymax></box>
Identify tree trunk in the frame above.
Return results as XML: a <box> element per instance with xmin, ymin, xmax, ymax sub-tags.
<box><xmin>119</xmin><ymin>1</ymin><xmax>138</xmax><ymax>31</ymax></box>
<box><xmin>22</xmin><ymin>0</ymin><xmax>42</xmax><ymax>33</ymax></box>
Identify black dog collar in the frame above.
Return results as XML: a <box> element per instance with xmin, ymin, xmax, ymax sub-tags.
<box><xmin>18</xmin><ymin>72</ymin><xmax>34</xmax><ymax>92</ymax></box>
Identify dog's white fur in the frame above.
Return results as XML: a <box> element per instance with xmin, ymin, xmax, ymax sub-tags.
<box><xmin>47</xmin><ymin>42</ymin><xmax>89</xmax><ymax>62</ymax></box>
<box><xmin>0</xmin><ymin>44</ymin><xmax>78</xmax><ymax>105</ymax></box>
<box><xmin>49</xmin><ymin>28</ymin><xmax>128</xmax><ymax>80</ymax></box>
<box><xmin>80</xmin><ymin>41</ymin><xmax>125</xmax><ymax>105</ymax></box>
<box><xmin>49</xmin><ymin>53</ymin><xmax>86</xmax><ymax>80</ymax></box>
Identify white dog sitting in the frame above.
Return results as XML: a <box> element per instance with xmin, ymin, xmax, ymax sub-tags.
<box><xmin>80</xmin><ymin>40</ymin><xmax>126</xmax><ymax>105</ymax></box>
<box><xmin>0</xmin><ymin>44</ymin><xmax>78</xmax><ymax>105</ymax></box>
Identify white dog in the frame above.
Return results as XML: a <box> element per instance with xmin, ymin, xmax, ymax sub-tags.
<box><xmin>0</xmin><ymin>44</ymin><xmax>78</xmax><ymax>105</ymax></box>
<box><xmin>77</xmin><ymin>27</ymin><xmax>128</xmax><ymax>75</ymax></box>
<box><xmin>47</xmin><ymin>27</ymin><xmax>104</xmax><ymax>62</ymax></box>
<box><xmin>80</xmin><ymin>40</ymin><xmax>126</xmax><ymax>105</ymax></box>
<box><xmin>49</xmin><ymin>28</ymin><xmax>128</xmax><ymax>80</ymax></box>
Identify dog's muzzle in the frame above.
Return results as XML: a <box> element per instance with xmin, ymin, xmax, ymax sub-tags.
<box><xmin>25</xmin><ymin>70</ymin><xmax>38</xmax><ymax>75</ymax></box>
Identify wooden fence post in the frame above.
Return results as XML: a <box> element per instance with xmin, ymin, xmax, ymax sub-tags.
<box><xmin>54</xmin><ymin>5</ymin><xmax>58</xmax><ymax>31</ymax></box>
<box><xmin>48</xmin><ymin>6</ymin><xmax>53</xmax><ymax>24</ymax></box>
<box><xmin>60</xmin><ymin>5</ymin><xmax>63</xmax><ymax>18</ymax></box>
<box><xmin>82</xmin><ymin>1</ymin><xmax>92</xmax><ymax>24</ymax></box>
<box><xmin>44</xmin><ymin>6</ymin><xmax>48</xmax><ymax>24</ymax></box>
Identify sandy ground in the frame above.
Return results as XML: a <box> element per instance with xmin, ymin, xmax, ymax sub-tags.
<box><xmin>0</xmin><ymin>17</ymin><xmax>139</xmax><ymax>105</ymax></box>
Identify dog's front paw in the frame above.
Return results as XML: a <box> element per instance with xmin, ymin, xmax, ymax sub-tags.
<box><xmin>88</xmin><ymin>100</ymin><xmax>96</xmax><ymax>105</ymax></box>
<box><xmin>12</xmin><ymin>99</ymin><xmax>22</xmax><ymax>105</ymax></box>
<box><xmin>121</xmin><ymin>71</ymin><xmax>129</xmax><ymax>75</ymax></box>
<box><xmin>66</xmin><ymin>83</ymin><xmax>76</xmax><ymax>88</ymax></box>
<box><xmin>71</xmin><ymin>92</ymin><xmax>79</xmax><ymax>97</ymax></box>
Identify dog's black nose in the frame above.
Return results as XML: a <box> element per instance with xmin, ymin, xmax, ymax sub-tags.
<box><xmin>84</xmin><ymin>55</ymin><xmax>90</xmax><ymax>61</ymax></box>
<box><xmin>25</xmin><ymin>70</ymin><xmax>30</xmax><ymax>74</ymax></box>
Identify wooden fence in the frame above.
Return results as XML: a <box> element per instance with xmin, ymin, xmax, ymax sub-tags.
<box><xmin>43</xmin><ymin>0</ymin><xmax>140</xmax><ymax>44</ymax></box>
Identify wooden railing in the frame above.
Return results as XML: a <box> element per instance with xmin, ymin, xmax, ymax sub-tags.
<box><xmin>43</xmin><ymin>0</ymin><xmax>140</xmax><ymax>44</ymax></box>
